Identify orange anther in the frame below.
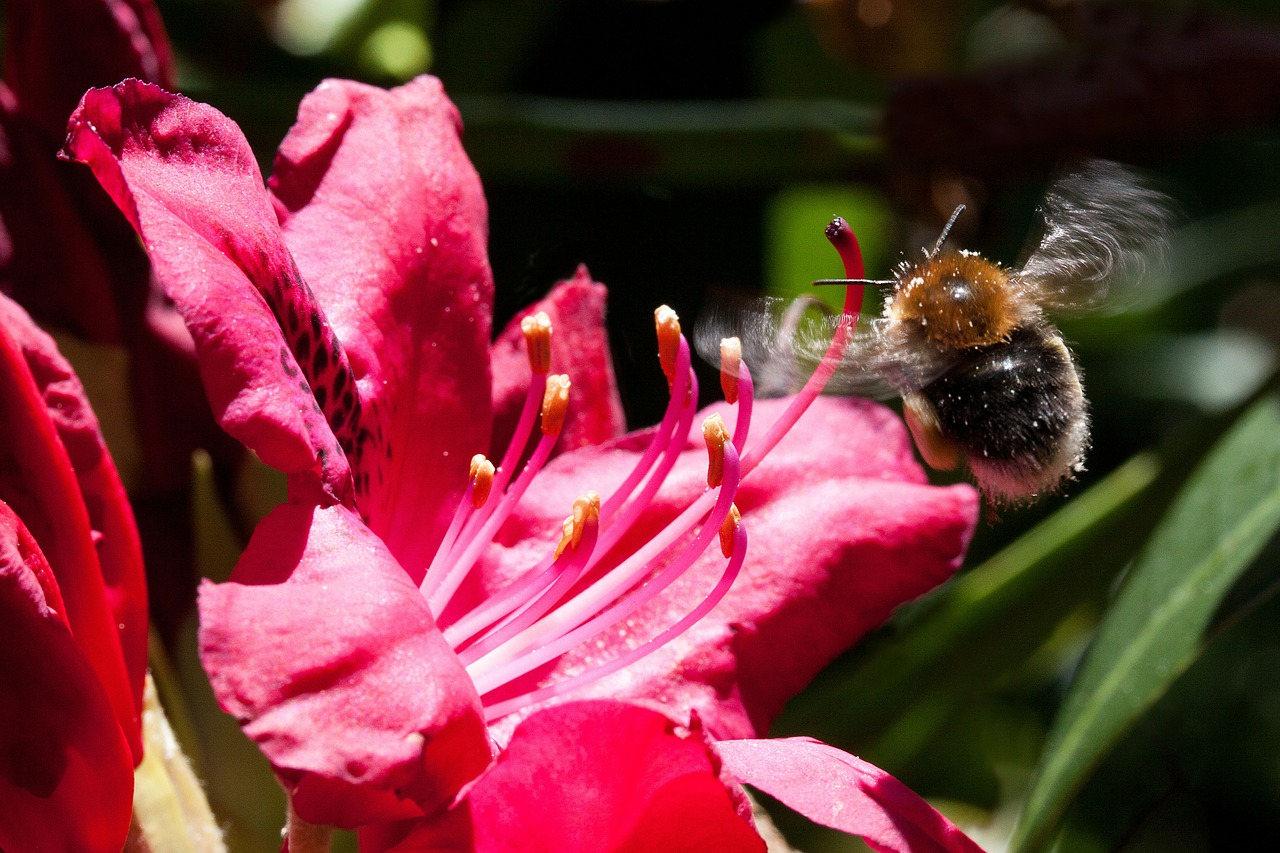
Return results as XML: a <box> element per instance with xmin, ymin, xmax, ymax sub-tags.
<box><xmin>521</xmin><ymin>311</ymin><xmax>553</xmax><ymax>374</ymax></box>
<box><xmin>555</xmin><ymin>491</ymin><xmax>601</xmax><ymax>558</ymax></box>
<box><xmin>718</xmin><ymin>503</ymin><xmax>741</xmax><ymax>558</ymax></box>
<box><xmin>541</xmin><ymin>374</ymin><xmax>571</xmax><ymax>436</ymax></box>
<box><xmin>702</xmin><ymin>413</ymin><xmax>731</xmax><ymax>488</ymax></box>
<box><xmin>469</xmin><ymin>454</ymin><xmax>496</xmax><ymax>508</ymax></box>
<box><xmin>719</xmin><ymin>336</ymin><xmax>742</xmax><ymax>404</ymax></box>
<box><xmin>654</xmin><ymin>305</ymin><xmax>681</xmax><ymax>389</ymax></box>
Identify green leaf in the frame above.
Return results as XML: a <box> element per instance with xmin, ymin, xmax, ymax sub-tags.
<box><xmin>1011</xmin><ymin>393</ymin><xmax>1280</xmax><ymax>852</ymax></box>
<box><xmin>773</xmin><ymin>452</ymin><xmax>1163</xmax><ymax>751</ymax></box>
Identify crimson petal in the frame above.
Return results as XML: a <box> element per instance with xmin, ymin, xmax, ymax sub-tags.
<box><xmin>0</xmin><ymin>292</ymin><xmax>141</xmax><ymax>759</ymax></box>
<box><xmin>64</xmin><ymin>80</ymin><xmax>354</xmax><ymax>497</ymax></box>
<box><xmin>270</xmin><ymin>76</ymin><xmax>496</xmax><ymax>573</ymax></box>
<box><xmin>717</xmin><ymin>737</ymin><xmax>985</xmax><ymax>853</ymax></box>
<box><xmin>0</xmin><ymin>500</ymin><xmax>133</xmax><ymax>853</ymax></box>
<box><xmin>198</xmin><ymin>502</ymin><xmax>490</xmax><ymax>827</ymax></box>
<box><xmin>378</xmin><ymin>701</ymin><xmax>765</xmax><ymax>852</ymax></box>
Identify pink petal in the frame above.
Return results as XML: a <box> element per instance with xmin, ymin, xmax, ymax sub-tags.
<box><xmin>270</xmin><ymin>76</ymin><xmax>495</xmax><ymax>574</ymax></box>
<box><xmin>0</xmin><ymin>292</ymin><xmax>141</xmax><ymax>760</ymax></box>
<box><xmin>0</xmin><ymin>500</ymin><xmax>134</xmax><ymax>853</ymax></box>
<box><xmin>490</xmin><ymin>267</ymin><xmax>625</xmax><ymax>458</ymax></box>
<box><xmin>198</xmin><ymin>502</ymin><xmax>491</xmax><ymax>827</ymax></box>
<box><xmin>380</xmin><ymin>701</ymin><xmax>765</xmax><ymax>852</ymax></box>
<box><xmin>483</xmin><ymin>396</ymin><xmax>978</xmax><ymax>740</ymax></box>
<box><xmin>717</xmin><ymin>737</ymin><xmax>985</xmax><ymax>853</ymax></box>
<box><xmin>64</xmin><ymin>80</ymin><xmax>354</xmax><ymax>498</ymax></box>
<box><xmin>5</xmin><ymin>0</ymin><xmax>173</xmax><ymax>141</ymax></box>
<box><xmin>0</xmin><ymin>293</ymin><xmax>148</xmax><ymax>727</ymax></box>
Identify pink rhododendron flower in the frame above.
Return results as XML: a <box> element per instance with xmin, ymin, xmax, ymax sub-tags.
<box><xmin>66</xmin><ymin>75</ymin><xmax>981</xmax><ymax>847</ymax></box>
<box><xmin>0</xmin><ymin>291</ymin><xmax>147</xmax><ymax>851</ymax></box>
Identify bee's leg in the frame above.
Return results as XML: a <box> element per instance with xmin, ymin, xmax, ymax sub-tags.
<box><xmin>902</xmin><ymin>393</ymin><xmax>961</xmax><ymax>471</ymax></box>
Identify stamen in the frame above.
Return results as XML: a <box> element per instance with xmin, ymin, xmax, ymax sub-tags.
<box><xmin>455</xmin><ymin>493</ymin><xmax>600</xmax><ymax>667</ymax></box>
<box><xmin>479</xmin><ymin>513</ymin><xmax>749</xmax><ymax>722</ymax></box>
<box><xmin>443</xmin><ymin>347</ymin><xmax>555</xmax><ymax>571</ymax></box>
<box><xmin>489</xmin><ymin>376</ymin><xmax>547</xmax><ymax>506</ymax></box>
<box><xmin>719</xmin><ymin>337</ymin><xmax>742</xmax><ymax>404</ymax></box>
<box><xmin>719</xmin><ymin>503</ymin><xmax>741</xmax><ymax>558</ymax></box>
<box><xmin>590</xmin><ymin>334</ymin><xmax>702</xmax><ymax>567</ymax></box>
<box><xmin>469</xmin><ymin>454</ymin><xmax>496</xmax><ymax>508</ymax></box>
<box><xmin>556</xmin><ymin>492</ymin><xmax>601</xmax><ymax>558</ymax></box>
<box><xmin>467</xmin><ymin>438</ymin><xmax>741</xmax><ymax>696</ymax></box>
<box><xmin>422</xmin><ymin>382</ymin><xmax>570</xmax><ymax>610</ymax></box>
<box><xmin>740</xmin><ymin>216</ymin><xmax>864</xmax><ymax>478</ymax></box>
<box><xmin>521</xmin><ymin>311</ymin><xmax>553</xmax><ymax>374</ymax></box>
<box><xmin>730</xmin><ymin>358</ymin><xmax>753</xmax><ymax>453</ymax></box>
<box><xmin>421</xmin><ymin>454</ymin><xmax>494</xmax><ymax>587</ymax></box>
<box><xmin>536</xmin><ymin>339</ymin><xmax>716</xmax><ymax>640</ymax></box>
<box><xmin>655</xmin><ymin>305</ymin><xmax>681</xmax><ymax>389</ymax></box>
<box><xmin>703</xmin><ymin>414</ymin><xmax>730</xmax><ymax>489</ymax></box>
<box><xmin>423</xmin><ymin>225</ymin><xmax>869</xmax><ymax>726</ymax></box>
<box><xmin>599</xmin><ymin>329</ymin><xmax>696</xmax><ymax>524</ymax></box>
<box><xmin>541</xmin><ymin>374</ymin><xmax>571</xmax><ymax>436</ymax></box>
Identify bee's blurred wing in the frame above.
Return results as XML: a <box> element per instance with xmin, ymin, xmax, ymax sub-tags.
<box><xmin>1017</xmin><ymin>159</ymin><xmax>1176</xmax><ymax>314</ymax></box>
<box><xmin>693</xmin><ymin>292</ymin><xmax>954</xmax><ymax>399</ymax></box>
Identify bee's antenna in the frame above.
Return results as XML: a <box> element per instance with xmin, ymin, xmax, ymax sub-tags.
<box><xmin>931</xmin><ymin>204</ymin><xmax>966</xmax><ymax>256</ymax></box>
<box><xmin>812</xmin><ymin>278</ymin><xmax>895</xmax><ymax>287</ymax></box>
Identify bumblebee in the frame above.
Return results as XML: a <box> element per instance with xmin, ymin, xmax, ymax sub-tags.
<box><xmin>700</xmin><ymin>160</ymin><xmax>1174</xmax><ymax>503</ymax></box>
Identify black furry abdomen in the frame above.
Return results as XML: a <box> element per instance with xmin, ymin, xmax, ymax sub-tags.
<box><xmin>921</xmin><ymin>323</ymin><xmax>1088</xmax><ymax>499</ymax></box>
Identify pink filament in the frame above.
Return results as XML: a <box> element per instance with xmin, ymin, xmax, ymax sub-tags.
<box><xmin>456</xmin><ymin>513</ymin><xmax>598</xmax><ymax>666</ymax></box>
<box><xmin>471</xmin><ymin>377</ymin><xmax>545</xmax><ymax>533</ymax></box>
<box><xmin>441</xmin><ymin>547</ymin><xmax>559</xmax><ymax>650</ymax></box>
<box><xmin>422</xmin><ymin>377</ymin><xmax>545</xmax><ymax>590</ymax></box>
<box><xmin>422</xmin><ymin>475</ymin><xmax>480</xmax><ymax>587</ymax></box>
<box><xmin>730</xmin><ymin>360</ymin><xmax>753</xmax><ymax>453</ymax></box>
<box><xmin>424</xmin><ymin>430</ymin><xmax>560</xmax><ymax>612</ymax></box>
<box><xmin>480</xmin><ymin>521</ymin><xmax>747</xmax><ymax>722</ymax></box>
<box><xmin>741</xmin><ymin>218</ymin><xmax>864</xmax><ymax>478</ymax></box>
<box><xmin>467</xmin><ymin>439</ymin><xmax>741</xmax><ymax>695</ymax></box>
<box><xmin>600</xmin><ymin>337</ymin><xmax>694</xmax><ymax>522</ymax></box>
<box><xmin>592</xmin><ymin>344</ymin><xmax>700</xmax><ymax>560</ymax></box>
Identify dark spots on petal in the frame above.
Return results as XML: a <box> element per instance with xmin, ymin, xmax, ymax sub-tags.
<box><xmin>312</xmin><ymin>343</ymin><xmax>330</xmax><ymax>378</ymax></box>
<box><xmin>280</xmin><ymin>347</ymin><xmax>299</xmax><ymax>377</ymax></box>
<box><xmin>314</xmin><ymin>385</ymin><xmax>328</xmax><ymax>411</ymax></box>
<box><xmin>293</xmin><ymin>330</ymin><xmax>312</xmax><ymax>366</ymax></box>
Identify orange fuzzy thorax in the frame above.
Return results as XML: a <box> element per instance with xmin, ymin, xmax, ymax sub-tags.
<box><xmin>889</xmin><ymin>250</ymin><xmax>1022</xmax><ymax>349</ymax></box>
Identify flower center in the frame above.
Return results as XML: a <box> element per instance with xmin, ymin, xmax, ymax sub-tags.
<box><xmin>418</xmin><ymin>220</ymin><xmax>865</xmax><ymax>725</ymax></box>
